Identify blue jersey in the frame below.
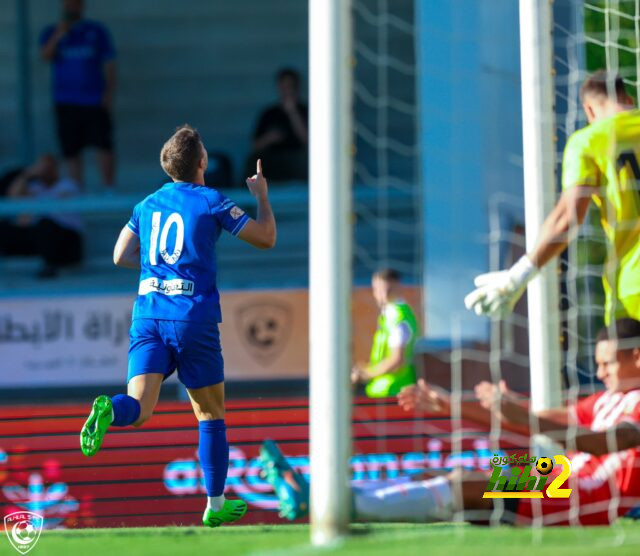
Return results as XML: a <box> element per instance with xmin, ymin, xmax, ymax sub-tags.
<box><xmin>39</xmin><ymin>20</ymin><xmax>116</xmax><ymax>105</ymax></box>
<box><xmin>126</xmin><ymin>182</ymin><xmax>250</xmax><ymax>323</ymax></box>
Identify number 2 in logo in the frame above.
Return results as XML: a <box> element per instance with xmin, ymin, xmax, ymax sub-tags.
<box><xmin>545</xmin><ymin>455</ymin><xmax>573</xmax><ymax>498</ymax></box>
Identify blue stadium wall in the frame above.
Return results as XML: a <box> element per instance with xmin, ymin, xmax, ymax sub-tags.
<box><xmin>418</xmin><ymin>0</ymin><xmax>580</xmax><ymax>341</ymax></box>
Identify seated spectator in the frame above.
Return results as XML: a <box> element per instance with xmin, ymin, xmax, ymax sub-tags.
<box><xmin>246</xmin><ymin>68</ymin><xmax>308</xmax><ymax>182</ymax></box>
<box><xmin>0</xmin><ymin>154</ymin><xmax>83</xmax><ymax>278</ymax></box>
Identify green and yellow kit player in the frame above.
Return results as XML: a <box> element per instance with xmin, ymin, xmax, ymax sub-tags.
<box><xmin>352</xmin><ymin>268</ymin><xmax>419</xmax><ymax>398</ymax></box>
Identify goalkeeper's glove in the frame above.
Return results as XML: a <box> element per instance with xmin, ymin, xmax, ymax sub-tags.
<box><xmin>464</xmin><ymin>255</ymin><xmax>538</xmax><ymax>318</ymax></box>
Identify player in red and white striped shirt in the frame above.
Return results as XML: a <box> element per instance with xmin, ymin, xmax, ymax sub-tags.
<box><xmin>497</xmin><ymin>319</ymin><xmax>640</xmax><ymax>525</ymax></box>
<box><xmin>261</xmin><ymin>319</ymin><xmax>640</xmax><ymax>525</ymax></box>
<box><xmin>400</xmin><ymin>317</ymin><xmax>640</xmax><ymax>525</ymax></box>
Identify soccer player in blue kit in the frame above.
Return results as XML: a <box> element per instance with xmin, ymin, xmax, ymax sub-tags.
<box><xmin>79</xmin><ymin>125</ymin><xmax>276</xmax><ymax>527</ymax></box>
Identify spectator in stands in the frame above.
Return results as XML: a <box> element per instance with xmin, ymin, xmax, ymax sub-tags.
<box><xmin>40</xmin><ymin>0</ymin><xmax>117</xmax><ymax>189</ymax></box>
<box><xmin>0</xmin><ymin>154</ymin><xmax>83</xmax><ymax>278</ymax></box>
<box><xmin>246</xmin><ymin>68</ymin><xmax>308</xmax><ymax>182</ymax></box>
<box><xmin>351</xmin><ymin>269</ymin><xmax>419</xmax><ymax>398</ymax></box>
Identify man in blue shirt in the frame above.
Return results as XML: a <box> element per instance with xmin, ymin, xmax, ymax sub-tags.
<box><xmin>40</xmin><ymin>0</ymin><xmax>116</xmax><ymax>188</ymax></box>
<box><xmin>79</xmin><ymin>125</ymin><xmax>276</xmax><ymax>527</ymax></box>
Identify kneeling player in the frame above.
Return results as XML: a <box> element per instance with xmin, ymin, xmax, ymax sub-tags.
<box><xmin>80</xmin><ymin>125</ymin><xmax>276</xmax><ymax>527</ymax></box>
<box><xmin>261</xmin><ymin>319</ymin><xmax>640</xmax><ymax>526</ymax></box>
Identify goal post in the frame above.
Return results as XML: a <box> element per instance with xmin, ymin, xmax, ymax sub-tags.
<box><xmin>519</xmin><ymin>0</ymin><xmax>563</xmax><ymax>413</ymax></box>
<box><xmin>308</xmin><ymin>0</ymin><xmax>353</xmax><ymax>546</ymax></box>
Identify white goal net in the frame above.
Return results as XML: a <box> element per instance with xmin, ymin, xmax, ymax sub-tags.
<box><xmin>340</xmin><ymin>0</ymin><xmax>640</xmax><ymax>541</ymax></box>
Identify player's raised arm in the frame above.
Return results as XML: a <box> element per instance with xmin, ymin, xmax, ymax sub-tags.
<box><xmin>528</xmin><ymin>186</ymin><xmax>595</xmax><ymax>268</ymax></box>
<box><xmin>113</xmin><ymin>225</ymin><xmax>140</xmax><ymax>268</ymax></box>
<box><xmin>238</xmin><ymin>159</ymin><xmax>276</xmax><ymax>249</ymax></box>
<box><xmin>466</xmin><ymin>70</ymin><xmax>639</xmax><ymax>320</ymax></box>
<box><xmin>464</xmin><ymin>185</ymin><xmax>595</xmax><ymax>318</ymax></box>
<box><xmin>475</xmin><ymin>379</ymin><xmax>640</xmax><ymax>454</ymax></box>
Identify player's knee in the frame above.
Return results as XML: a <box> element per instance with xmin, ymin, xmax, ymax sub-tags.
<box><xmin>189</xmin><ymin>390</ymin><xmax>225</xmax><ymax>421</ymax></box>
<box><xmin>133</xmin><ymin>408</ymin><xmax>153</xmax><ymax>427</ymax></box>
<box><xmin>195</xmin><ymin>407</ymin><xmax>225</xmax><ymax>421</ymax></box>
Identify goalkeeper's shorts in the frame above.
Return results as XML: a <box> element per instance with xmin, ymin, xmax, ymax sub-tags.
<box><xmin>128</xmin><ymin>318</ymin><xmax>224</xmax><ymax>389</ymax></box>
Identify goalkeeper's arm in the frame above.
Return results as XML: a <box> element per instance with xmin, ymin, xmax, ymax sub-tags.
<box><xmin>529</xmin><ymin>185</ymin><xmax>595</xmax><ymax>267</ymax></box>
<box><xmin>464</xmin><ymin>185</ymin><xmax>595</xmax><ymax>318</ymax></box>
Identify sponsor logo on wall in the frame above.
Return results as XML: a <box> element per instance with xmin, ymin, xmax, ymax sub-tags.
<box><xmin>236</xmin><ymin>300</ymin><xmax>292</xmax><ymax>365</ymax></box>
<box><xmin>0</xmin><ymin>286</ymin><xmax>420</xmax><ymax>386</ymax></box>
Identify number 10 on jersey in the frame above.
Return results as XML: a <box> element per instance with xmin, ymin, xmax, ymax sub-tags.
<box><xmin>149</xmin><ymin>212</ymin><xmax>184</xmax><ymax>265</ymax></box>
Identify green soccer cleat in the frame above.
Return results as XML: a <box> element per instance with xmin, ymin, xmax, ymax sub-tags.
<box><xmin>80</xmin><ymin>395</ymin><xmax>113</xmax><ymax>457</ymax></box>
<box><xmin>258</xmin><ymin>440</ymin><xmax>309</xmax><ymax>520</ymax></box>
<box><xmin>202</xmin><ymin>499</ymin><xmax>248</xmax><ymax>527</ymax></box>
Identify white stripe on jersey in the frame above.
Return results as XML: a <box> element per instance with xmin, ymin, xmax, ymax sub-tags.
<box><xmin>592</xmin><ymin>392</ymin><xmax>625</xmax><ymax>431</ymax></box>
<box><xmin>621</xmin><ymin>390</ymin><xmax>640</xmax><ymax>419</ymax></box>
<box><xmin>576</xmin><ymin>452</ymin><xmax>626</xmax><ymax>491</ymax></box>
<box><xmin>592</xmin><ymin>390</ymin><xmax>640</xmax><ymax>431</ymax></box>
<box><xmin>593</xmin><ymin>390</ymin><xmax>615</xmax><ymax>414</ymax></box>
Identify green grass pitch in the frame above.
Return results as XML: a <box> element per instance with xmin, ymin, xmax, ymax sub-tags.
<box><xmin>15</xmin><ymin>521</ymin><xmax>640</xmax><ymax>556</ymax></box>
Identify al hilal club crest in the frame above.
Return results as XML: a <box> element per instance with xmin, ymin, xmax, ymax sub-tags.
<box><xmin>4</xmin><ymin>512</ymin><xmax>43</xmax><ymax>554</ymax></box>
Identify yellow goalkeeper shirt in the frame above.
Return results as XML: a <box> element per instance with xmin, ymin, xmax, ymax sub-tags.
<box><xmin>562</xmin><ymin>109</ymin><xmax>640</xmax><ymax>323</ymax></box>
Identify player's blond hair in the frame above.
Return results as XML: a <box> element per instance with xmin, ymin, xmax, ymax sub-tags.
<box><xmin>160</xmin><ymin>124</ymin><xmax>204</xmax><ymax>182</ymax></box>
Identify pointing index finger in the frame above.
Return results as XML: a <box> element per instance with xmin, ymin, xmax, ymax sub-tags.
<box><xmin>257</xmin><ymin>159</ymin><xmax>262</xmax><ymax>175</ymax></box>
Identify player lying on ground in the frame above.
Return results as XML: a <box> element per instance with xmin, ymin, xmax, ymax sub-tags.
<box><xmin>465</xmin><ymin>70</ymin><xmax>640</xmax><ymax>324</ymax></box>
<box><xmin>79</xmin><ymin>125</ymin><xmax>276</xmax><ymax>527</ymax></box>
<box><xmin>261</xmin><ymin>318</ymin><xmax>640</xmax><ymax>525</ymax></box>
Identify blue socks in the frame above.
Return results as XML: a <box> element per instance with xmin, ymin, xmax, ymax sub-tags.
<box><xmin>110</xmin><ymin>400</ymin><xmax>229</xmax><ymax>498</ymax></box>
<box><xmin>199</xmin><ymin>419</ymin><xmax>229</xmax><ymax>497</ymax></box>
<box><xmin>111</xmin><ymin>394</ymin><xmax>141</xmax><ymax>427</ymax></box>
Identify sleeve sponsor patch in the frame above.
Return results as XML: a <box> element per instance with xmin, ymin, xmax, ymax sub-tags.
<box><xmin>230</xmin><ymin>206</ymin><xmax>245</xmax><ymax>220</ymax></box>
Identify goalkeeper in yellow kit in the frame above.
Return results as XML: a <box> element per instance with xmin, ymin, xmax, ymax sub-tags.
<box><xmin>465</xmin><ymin>70</ymin><xmax>640</xmax><ymax>324</ymax></box>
